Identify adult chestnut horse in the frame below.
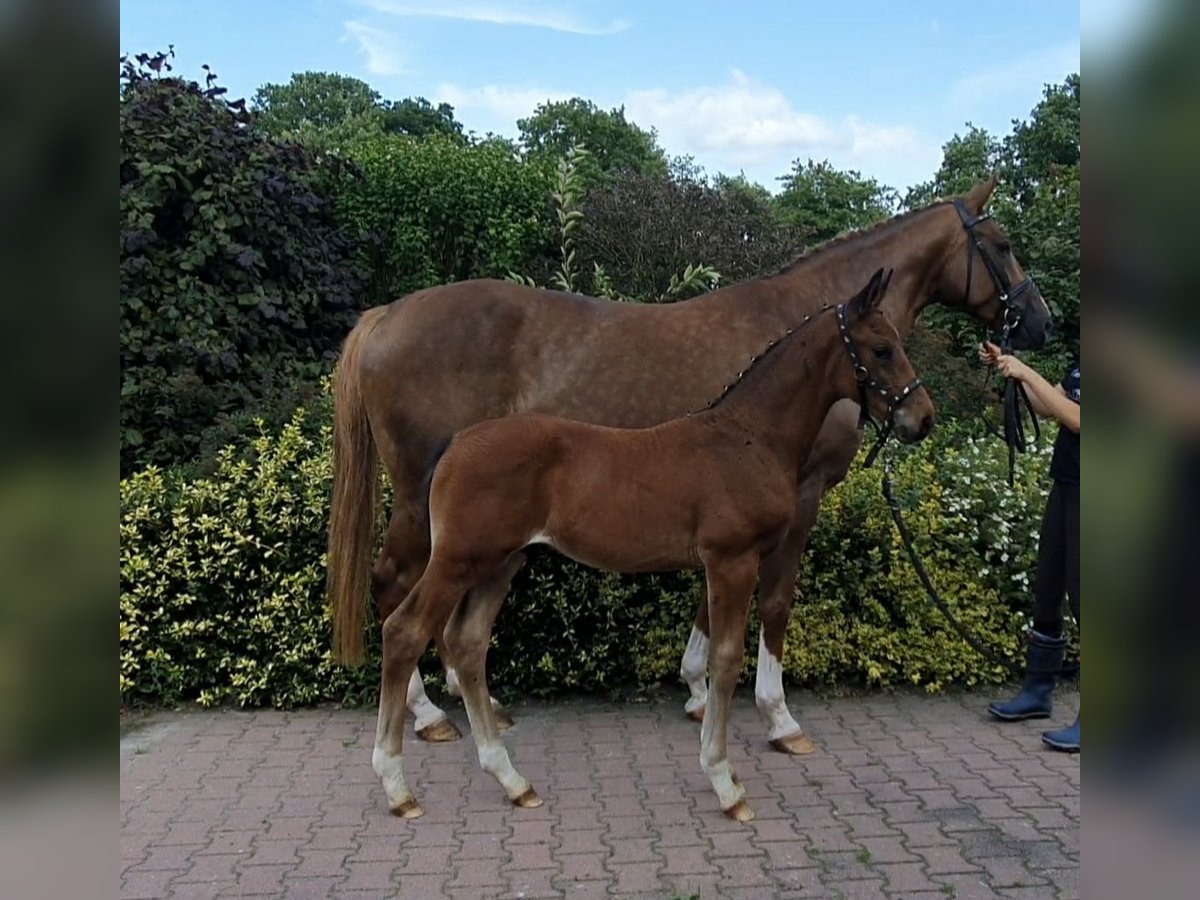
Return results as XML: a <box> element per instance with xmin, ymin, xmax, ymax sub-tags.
<box><xmin>329</xmin><ymin>176</ymin><xmax>1052</xmax><ymax>753</ymax></box>
<box><xmin>369</xmin><ymin>270</ymin><xmax>935</xmax><ymax>822</ymax></box>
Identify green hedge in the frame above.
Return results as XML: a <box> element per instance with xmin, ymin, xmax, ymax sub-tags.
<box><xmin>334</xmin><ymin>133</ymin><xmax>555</xmax><ymax>303</ymax></box>
<box><xmin>120</xmin><ymin>402</ymin><xmax>1059</xmax><ymax>709</ymax></box>
<box><xmin>120</xmin><ymin>54</ymin><xmax>369</xmax><ymax>474</ymax></box>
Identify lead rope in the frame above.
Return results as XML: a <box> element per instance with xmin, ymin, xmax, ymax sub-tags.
<box><xmin>879</xmin><ymin>453</ymin><xmax>1023</xmax><ymax>677</ymax></box>
<box><xmin>998</xmin><ymin>323</ymin><xmax>1041</xmax><ymax>487</ymax></box>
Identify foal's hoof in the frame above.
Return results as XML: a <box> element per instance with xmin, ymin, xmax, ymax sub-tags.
<box><xmin>416</xmin><ymin>717</ymin><xmax>463</xmax><ymax>743</ymax></box>
<box><xmin>686</xmin><ymin>705</ymin><xmax>706</xmax><ymax>724</ymax></box>
<box><xmin>512</xmin><ymin>787</ymin><xmax>543</xmax><ymax>809</ymax></box>
<box><xmin>769</xmin><ymin>730</ymin><xmax>817</xmax><ymax>756</ymax></box>
<box><xmin>723</xmin><ymin>800</ymin><xmax>755</xmax><ymax>822</ymax></box>
<box><xmin>390</xmin><ymin>798</ymin><xmax>425</xmax><ymax>819</ymax></box>
<box><xmin>494</xmin><ymin>708</ymin><xmax>515</xmax><ymax>732</ymax></box>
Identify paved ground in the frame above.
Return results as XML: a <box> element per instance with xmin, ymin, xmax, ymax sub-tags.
<box><xmin>120</xmin><ymin>688</ymin><xmax>1079</xmax><ymax>899</ymax></box>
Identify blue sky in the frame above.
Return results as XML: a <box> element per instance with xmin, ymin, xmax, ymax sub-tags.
<box><xmin>120</xmin><ymin>1</ymin><xmax>1079</xmax><ymax>192</ymax></box>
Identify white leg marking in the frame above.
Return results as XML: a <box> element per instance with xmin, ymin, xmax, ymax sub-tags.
<box><xmin>680</xmin><ymin>626</ymin><xmax>710</xmax><ymax>714</ymax></box>
<box><xmin>406</xmin><ymin>667</ymin><xmax>449</xmax><ymax>732</ymax></box>
<box><xmin>699</xmin><ymin>703</ymin><xmax>744</xmax><ymax>809</ymax></box>
<box><xmin>371</xmin><ymin>745</ymin><xmax>410</xmax><ymax>808</ymax></box>
<box><xmin>754</xmin><ymin>631</ymin><xmax>803</xmax><ymax>741</ymax></box>
<box><xmin>477</xmin><ymin>742</ymin><xmax>531</xmax><ymax>801</ymax></box>
<box><xmin>444</xmin><ymin>666</ymin><xmax>462</xmax><ymax>698</ymax></box>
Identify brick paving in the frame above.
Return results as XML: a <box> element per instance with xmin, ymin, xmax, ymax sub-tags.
<box><xmin>120</xmin><ymin>688</ymin><xmax>1079</xmax><ymax>899</ymax></box>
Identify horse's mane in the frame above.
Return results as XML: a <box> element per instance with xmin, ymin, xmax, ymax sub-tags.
<box><xmin>693</xmin><ymin>306</ymin><xmax>834</xmax><ymax>414</ymax></box>
<box><xmin>691</xmin><ymin>196</ymin><xmax>960</xmax><ymax>414</ymax></box>
<box><xmin>771</xmin><ymin>199</ymin><xmax>951</xmax><ymax>277</ymax></box>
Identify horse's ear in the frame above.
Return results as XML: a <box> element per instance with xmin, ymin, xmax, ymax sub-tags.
<box><xmin>965</xmin><ymin>172</ymin><xmax>1000</xmax><ymax>213</ymax></box>
<box><xmin>854</xmin><ymin>267</ymin><xmax>887</xmax><ymax>317</ymax></box>
<box><xmin>874</xmin><ymin>268</ymin><xmax>894</xmax><ymax>309</ymax></box>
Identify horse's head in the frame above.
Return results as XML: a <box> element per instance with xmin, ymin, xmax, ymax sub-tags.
<box><xmin>928</xmin><ymin>175</ymin><xmax>1053</xmax><ymax>350</ymax></box>
<box><xmin>840</xmin><ymin>268</ymin><xmax>936</xmax><ymax>444</ymax></box>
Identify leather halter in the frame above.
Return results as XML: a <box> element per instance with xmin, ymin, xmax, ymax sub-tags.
<box><xmin>952</xmin><ymin>198</ymin><xmax>1036</xmax><ymax>350</ymax></box>
<box><xmin>836</xmin><ymin>303</ymin><xmax>924</xmax><ymax>467</ymax></box>
<box><xmin>952</xmin><ymin>199</ymin><xmax>1043</xmax><ymax>484</ymax></box>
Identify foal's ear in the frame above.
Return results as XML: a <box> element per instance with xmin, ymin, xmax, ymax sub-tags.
<box><xmin>965</xmin><ymin>172</ymin><xmax>1000</xmax><ymax>213</ymax></box>
<box><xmin>875</xmin><ymin>268</ymin><xmax>894</xmax><ymax>309</ymax></box>
<box><xmin>853</xmin><ymin>267</ymin><xmax>888</xmax><ymax>317</ymax></box>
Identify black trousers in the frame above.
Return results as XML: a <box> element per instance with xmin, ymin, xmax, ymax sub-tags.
<box><xmin>1032</xmin><ymin>480</ymin><xmax>1080</xmax><ymax>636</ymax></box>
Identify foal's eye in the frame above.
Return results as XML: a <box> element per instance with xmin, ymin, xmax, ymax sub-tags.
<box><xmin>872</xmin><ymin>346</ymin><xmax>893</xmax><ymax>361</ymax></box>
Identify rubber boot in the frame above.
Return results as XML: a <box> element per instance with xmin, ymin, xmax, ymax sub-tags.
<box><xmin>987</xmin><ymin>629</ymin><xmax>1066</xmax><ymax>721</ymax></box>
<box><xmin>1042</xmin><ymin>712</ymin><xmax>1080</xmax><ymax>752</ymax></box>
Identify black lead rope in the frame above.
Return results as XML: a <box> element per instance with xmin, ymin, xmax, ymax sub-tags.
<box><xmin>880</xmin><ymin>455</ymin><xmax>1023</xmax><ymax>678</ymax></box>
<box><xmin>1002</xmin><ymin>375</ymin><xmax>1041</xmax><ymax>487</ymax></box>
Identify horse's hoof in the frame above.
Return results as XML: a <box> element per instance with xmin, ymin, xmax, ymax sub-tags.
<box><xmin>512</xmin><ymin>787</ymin><xmax>543</xmax><ymax>809</ymax></box>
<box><xmin>723</xmin><ymin>800</ymin><xmax>755</xmax><ymax>822</ymax></box>
<box><xmin>390</xmin><ymin>798</ymin><xmax>424</xmax><ymax>819</ymax></box>
<box><xmin>769</xmin><ymin>731</ymin><xmax>817</xmax><ymax>756</ymax></box>
<box><xmin>416</xmin><ymin>717</ymin><xmax>463</xmax><ymax>743</ymax></box>
<box><xmin>686</xmin><ymin>705</ymin><xmax>706</xmax><ymax>724</ymax></box>
<box><xmin>494</xmin><ymin>708</ymin><xmax>514</xmax><ymax>732</ymax></box>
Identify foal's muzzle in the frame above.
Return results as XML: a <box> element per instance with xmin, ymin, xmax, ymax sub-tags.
<box><xmin>894</xmin><ymin>408</ymin><xmax>935</xmax><ymax>444</ymax></box>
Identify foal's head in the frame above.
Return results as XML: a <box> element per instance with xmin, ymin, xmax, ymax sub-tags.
<box><xmin>838</xmin><ymin>268</ymin><xmax>935</xmax><ymax>444</ymax></box>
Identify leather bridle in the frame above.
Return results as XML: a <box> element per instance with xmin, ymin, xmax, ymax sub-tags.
<box><xmin>836</xmin><ymin>302</ymin><xmax>924</xmax><ymax>467</ymax></box>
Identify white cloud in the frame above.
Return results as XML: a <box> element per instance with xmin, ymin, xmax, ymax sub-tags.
<box><xmin>360</xmin><ymin>0</ymin><xmax>630</xmax><ymax>35</ymax></box>
<box><xmin>624</xmin><ymin>70</ymin><xmax>940</xmax><ymax>189</ymax></box>
<box><xmin>433</xmin><ymin>83</ymin><xmax>575</xmax><ymax>123</ymax></box>
<box><xmin>951</xmin><ymin>39</ymin><xmax>1080</xmax><ymax>109</ymax></box>
<box><xmin>625</xmin><ymin>70</ymin><xmax>837</xmax><ymax>167</ymax></box>
<box><xmin>432</xmin><ymin>69</ymin><xmax>944</xmax><ymax>190</ymax></box>
<box><xmin>343</xmin><ymin>20</ymin><xmax>406</xmax><ymax>76</ymax></box>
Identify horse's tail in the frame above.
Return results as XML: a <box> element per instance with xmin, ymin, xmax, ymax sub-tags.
<box><xmin>328</xmin><ymin>306</ymin><xmax>387</xmax><ymax>666</ymax></box>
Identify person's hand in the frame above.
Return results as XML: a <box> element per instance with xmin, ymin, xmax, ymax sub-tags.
<box><xmin>978</xmin><ymin>341</ymin><xmax>1002</xmax><ymax>365</ymax></box>
<box><xmin>979</xmin><ymin>341</ymin><xmax>1031</xmax><ymax>381</ymax></box>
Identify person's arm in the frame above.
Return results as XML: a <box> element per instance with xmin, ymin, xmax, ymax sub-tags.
<box><xmin>1010</xmin><ymin>365</ymin><xmax>1080</xmax><ymax>432</ymax></box>
<box><xmin>979</xmin><ymin>341</ymin><xmax>1079</xmax><ymax>432</ymax></box>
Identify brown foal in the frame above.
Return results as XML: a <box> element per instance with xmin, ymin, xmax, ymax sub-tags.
<box><xmin>370</xmin><ymin>268</ymin><xmax>936</xmax><ymax>823</ymax></box>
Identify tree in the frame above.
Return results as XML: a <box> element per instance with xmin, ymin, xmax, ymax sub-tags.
<box><xmin>382</xmin><ymin>97</ymin><xmax>464</xmax><ymax>139</ymax></box>
<box><xmin>253</xmin><ymin>73</ymin><xmax>466</xmax><ymax>147</ymax></box>
<box><xmin>775</xmin><ymin>159</ymin><xmax>898</xmax><ymax>246</ymax></box>
<box><xmin>518</xmin><ymin>98</ymin><xmax>668</xmax><ymax>188</ymax></box>
<box><xmin>121</xmin><ymin>53</ymin><xmax>368</xmax><ymax>472</ymax></box>
<box><xmin>577</xmin><ymin>169</ymin><xmax>800</xmax><ymax>298</ymax></box>
<box><xmin>1001</xmin><ymin>74</ymin><xmax>1080</xmax><ymax>206</ymax></box>
<box><xmin>903</xmin><ymin>125</ymin><xmax>1001</xmax><ymax>210</ymax></box>
<box><xmin>252</xmin><ymin>71</ymin><xmax>384</xmax><ymax>134</ymax></box>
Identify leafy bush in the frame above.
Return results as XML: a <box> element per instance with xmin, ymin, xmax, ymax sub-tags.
<box><xmin>333</xmin><ymin>133</ymin><xmax>555</xmax><ymax>304</ymax></box>
<box><xmin>576</xmin><ymin>169</ymin><xmax>802</xmax><ymax>299</ymax></box>
<box><xmin>119</xmin><ymin>51</ymin><xmax>369</xmax><ymax>474</ymax></box>
<box><xmin>121</xmin><ymin>402</ymin><xmax>1063</xmax><ymax>709</ymax></box>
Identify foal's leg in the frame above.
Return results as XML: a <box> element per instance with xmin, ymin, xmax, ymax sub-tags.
<box><xmin>699</xmin><ymin>552</ymin><xmax>759</xmax><ymax>822</ymax></box>
<box><xmin>375</xmin><ymin>504</ymin><xmax>511</xmax><ymax>740</ymax></box>
<box><xmin>680</xmin><ymin>601</ymin><xmax>711</xmax><ymax>723</ymax></box>
<box><xmin>753</xmin><ymin>482</ymin><xmax>824</xmax><ymax>756</ymax></box>
<box><xmin>754</xmin><ymin>425</ymin><xmax>858</xmax><ymax>753</ymax></box>
<box><xmin>373</xmin><ymin>567</ymin><xmax>471</xmax><ymax>818</ymax></box>
<box><xmin>441</xmin><ymin>554</ymin><xmax>540</xmax><ymax>807</ymax></box>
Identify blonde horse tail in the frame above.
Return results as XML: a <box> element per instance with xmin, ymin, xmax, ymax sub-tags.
<box><xmin>328</xmin><ymin>307</ymin><xmax>386</xmax><ymax>666</ymax></box>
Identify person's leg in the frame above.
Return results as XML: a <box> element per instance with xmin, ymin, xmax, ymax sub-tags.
<box><xmin>989</xmin><ymin>483</ymin><xmax>1068</xmax><ymax>721</ymax></box>
<box><xmin>1043</xmin><ymin>482</ymin><xmax>1081</xmax><ymax>751</ymax></box>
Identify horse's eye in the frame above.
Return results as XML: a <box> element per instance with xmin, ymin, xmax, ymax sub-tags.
<box><xmin>996</xmin><ymin>241</ymin><xmax>1012</xmax><ymax>255</ymax></box>
<box><xmin>872</xmin><ymin>346</ymin><xmax>893</xmax><ymax>361</ymax></box>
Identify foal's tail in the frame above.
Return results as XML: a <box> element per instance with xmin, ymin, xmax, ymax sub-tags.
<box><xmin>328</xmin><ymin>306</ymin><xmax>387</xmax><ymax>666</ymax></box>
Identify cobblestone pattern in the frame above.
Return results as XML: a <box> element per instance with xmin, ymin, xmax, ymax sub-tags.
<box><xmin>121</xmin><ymin>689</ymin><xmax>1079</xmax><ymax>899</ymax></box>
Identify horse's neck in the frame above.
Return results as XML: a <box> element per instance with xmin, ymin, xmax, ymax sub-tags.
<box><xmin>751</xmin><ymin>207</ymin><xmax>949</xmax><ymax>341</ymax></box>
<box><xmin>702</xmin><ymin>315</ymin><xmax>847</xmax><ymax>468</ymax></box>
